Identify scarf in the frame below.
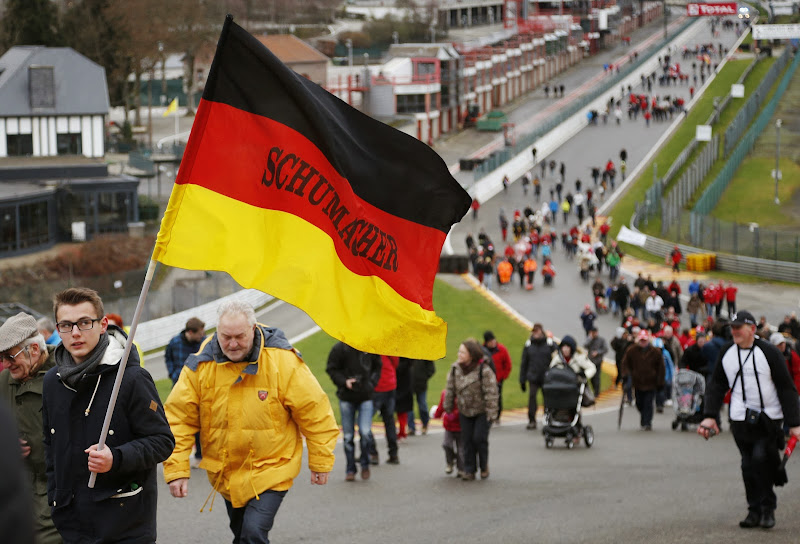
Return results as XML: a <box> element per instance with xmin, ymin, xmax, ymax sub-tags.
<box><xmin>55</xmin><ymin>332</ymin><xmax>111</xmax><ymax>389</ymax></box>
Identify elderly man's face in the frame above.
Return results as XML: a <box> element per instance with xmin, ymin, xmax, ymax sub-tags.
<box><xmin>1</xmin><ymin>342</ymin><xmax>40</xmax><ymax>382</ymax></box>
<box><xmin>217</xmin><ymin>313</ymin><xmax>255</xmax><ymax>362</ymax></box>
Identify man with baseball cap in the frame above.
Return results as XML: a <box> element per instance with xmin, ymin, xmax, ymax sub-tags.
<box><xmin>0</xmin><ymin>313</ymin><xmax>61</xmax><ymax>543</ymax></box>
<box><xmin>699</xmin><ymin>310</ymin><xmax>800</xmax><ymax>529</ymax></box>
<box><xmin>620</xmin><ymin>329</ymin><xmax>665</xmax><ymax>430</ymax></box>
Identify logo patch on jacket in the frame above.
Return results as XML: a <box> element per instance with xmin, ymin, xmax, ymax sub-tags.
<box><xmin>149</xmin><ymin>400</ymin><xmax>158</xmax><ymax>412</ymax></box>
<box><xmin>258</xmin><ymin>390</ymin><xmax>268</xmax><ymax>401</ymax></box>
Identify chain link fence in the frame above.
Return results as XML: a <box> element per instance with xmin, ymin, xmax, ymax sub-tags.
<box><xmin>694</xmin><ymin>49</ymin><xmax>800</xmax><ymax>215</ymax></box>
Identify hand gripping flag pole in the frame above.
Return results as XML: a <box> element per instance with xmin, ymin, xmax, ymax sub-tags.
<box><xmin>88</xmin><ymin>259</ymin><xmax>158</xmax><ymax>488</ymax></box>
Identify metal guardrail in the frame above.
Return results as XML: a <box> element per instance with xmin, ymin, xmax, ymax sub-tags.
<box><xmin>471</xmin><ymin>17</ymin><xmax>696</xmax><ymax>181</ymax></box>
<box><xmin>632</xmin><ymin>225</ymin><xmax>800</xmax><ymax>282</ymax></box>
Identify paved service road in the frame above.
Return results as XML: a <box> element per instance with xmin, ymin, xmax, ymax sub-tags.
<box><xmin>155</xmin><ymin>408</ymin><xmax>800</xmax><ymax>543</ymax></box>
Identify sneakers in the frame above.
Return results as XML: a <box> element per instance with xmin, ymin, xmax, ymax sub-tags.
<box><xmin>656</xmin><ymin>406</ymin><xmax>664</xmax><ymax>414</ymax></box>
<box><xmin>421</xmin><ymin>425</ymin><xmax>428</xmax><ymax>435</ymax></box>
<box><xmin>642</xmin><ymin>425</ymin><xmax>653</xmax><ymax>431</ymax></box>
<box><xmin>345</xmin><ymin>472</ymin><xmax>356</xmax><ymax>482</ymax></box>
<box><xmin>387</xmin><ymin>455</ymin><xmax>400</xmax><ymax>465</ymax></box>
<box><xmin>361</xmin><ymin>468</ymin><xmax>370</xmax><ymax>480</ymax></box>
<box><xmin>461</xmin><ymin>473</ymin><xmax>475</xmax><ymax>481</ymax></box>
<box><xmin>369</xmin><ymin>453</ymin><xmax>379</xmax><ymax>465</ymax></box>
<box><xmin>445</xmin><ymin>463</ymin><xmax>454</xmax><ymax>474</ymax></box>
<box><xmin>526</xmin><ymin>422</ymin><xmax>537</xmax><ymax>430</ymax></box>
<box><xmin>480</xmin><ymin>469</ymin><xmax>489</xmax><ymax>480</ymax></box>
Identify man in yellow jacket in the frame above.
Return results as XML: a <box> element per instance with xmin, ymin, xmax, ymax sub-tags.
<box><xmin>163</xmin><ymin>300</ymin><xmax>338</xmax><ymax>544</ymax></box>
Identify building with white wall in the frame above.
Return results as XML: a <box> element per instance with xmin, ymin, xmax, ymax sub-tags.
<box><xmin>0</xmin><ymin>46</ymin><xmax>109</xmax><ymax>158</ymax></box>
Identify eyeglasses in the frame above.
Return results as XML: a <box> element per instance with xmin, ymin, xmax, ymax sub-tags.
<box><xmin>56</xmin><ymin>318</ymin><xmax>101</xmax><ymax>333</ymax></box>
<box><xmin>0</xmin><ymin>346</ymin><xmax>28</xmax><ymax>364</ymax></box>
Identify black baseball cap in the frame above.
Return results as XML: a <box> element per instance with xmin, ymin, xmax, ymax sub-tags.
<box><xmin>731</xmin><ymin>311</ymin><xmax>756</xmax><ymax>326</ymax></box>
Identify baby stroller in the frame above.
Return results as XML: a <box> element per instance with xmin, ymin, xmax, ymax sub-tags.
<box><xmin>542</xmin><ymin>365</ymin><xmax>595</xmax><ymax>449</ymax></box>
<box><xmin>670</xmin><ymin>368</ymin><xmax>706</xmax><ymax>431</ymax></box>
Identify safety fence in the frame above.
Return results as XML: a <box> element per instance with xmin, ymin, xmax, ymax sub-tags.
<box><xmin>693</xmin><ymin>48</ymin><xmax>800</xmax><ymax>215</ymax></box>
<box><xmin>723</xmin><ymin>47</ymin><xmax>793</xmax><ymax>157</ymax></box>
<box><xmin>471</xmin><ymin>18</ymin><xmax>696</xmax><ymax>181</ymax></box>
<box><xmin>660</xmin><ymin>135</ymin><xmax>718</xmax><ymax>235</ymax></box>
<box><xmin>635</xmin><ymin>53</ymin><xmax>759</xmax><ymax>227</ymax></box>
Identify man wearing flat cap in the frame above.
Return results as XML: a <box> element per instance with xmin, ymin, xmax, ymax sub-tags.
<box><xmin>699</xmin><ymin>310</ymin><xmax>800</xmax><ymax>530</ymax></box>
<box><xmin>0</xmin><ymin>313</ymin><xmax>62</xmax><ymax>543</ymax></box>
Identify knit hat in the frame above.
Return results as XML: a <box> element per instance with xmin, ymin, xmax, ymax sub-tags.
<box><xmin>0</xmin><ymin>313</ymin><xmax>38</xmax><ymax>352</ymax></box>
<box><xmin>483</xmin><ymin>330</ymin><xmax>495</xmax><ymax>343</ymax></box>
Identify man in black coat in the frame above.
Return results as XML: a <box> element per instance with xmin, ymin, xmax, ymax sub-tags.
<box><xmin>326</xmin><ymin>342</ymin><xmax>381</xmax><ymax>481</ymax></box>
<box><xmin>699</xmin><ymin>311</ymin><xmax>800</xmax><ymax>530</ymax></box>
<box><xmin>519</xmin><ymin>324</ymin><xmax>556</xmax><ymax>430</ymax></box>
<box><xmin>42</xmin><ymin>288</ymin><xmax>174</xmax><ymax>543</ymax></box>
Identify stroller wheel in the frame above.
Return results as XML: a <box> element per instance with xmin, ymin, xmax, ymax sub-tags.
<box><xmin>681</xmin><ymin>422</ymin><xmax>689</xmax><ymax>432</ymax></box>
<box><xmin>584</xmin><ymin>425</ymin><xmax>594</xmax><ymax>448</ymax></box>
<box><xmin>545</xmin><ymin>439</ymin><xmax>553</xmax><ymax>449</ymax></box>
<box><xmin>566</xmin><ymin>434</ymin><xmax>575</xmax><ymax>449</ymax></box>
<box><xmin>671</xmin><ymin>420</ymin><xmax>679</xmax><ymax>430</ymax></box>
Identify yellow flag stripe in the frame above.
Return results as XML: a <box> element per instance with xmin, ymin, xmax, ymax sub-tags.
<box><xmin>153</xmin><ymin>184</ymin><xmax>447</xmax><ymax>359</ymax></box>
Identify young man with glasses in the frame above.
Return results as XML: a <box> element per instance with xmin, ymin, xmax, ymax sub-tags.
<box><xmin>41</xmin><ymin>287</ymin><xmax>174</xmax><ymax>543</ymax></box>
<box><xmin>699</xmin><ymin>310</ymin><xmax>800</xmax><ymax>530</ymax></box>
<box><xmin>0</xmin><ymin>313</ymin><xmax>61</xmax><ymax>543</ymax></box>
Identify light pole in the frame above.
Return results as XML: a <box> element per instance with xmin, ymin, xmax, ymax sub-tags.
<box><xmin>346</xmin><ymin>38</ymin><xmax>353</xmax><ymax>67</ymax></box>
<box><xmin>774</xmin><ymin>119</ymin><xmax>782</xmax><ymax>204</ymax></box>
<box><xmin>158</xmin><ymin>41</ymin><xmax>166</xmax><ymax>106</ymax></box>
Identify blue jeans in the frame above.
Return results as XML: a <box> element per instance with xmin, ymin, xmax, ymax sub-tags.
<box><xmin>407</xmin><ymin>390</ymin><xmax>429</xmax><ymax>432</ymax></box>
<box><xmin>339</xmin><ymin>399</ymin><xmax>374</xmax><ymax>474</ymax></box>
<box><xmin>370</xmin><ymin>391</ymin><xmax>398</xmax><ymax>457</ymax></box>
<box><xmin>225</xmin><ymin>490</ymin><xmax>287</xmax><ymax>544</ymax></box>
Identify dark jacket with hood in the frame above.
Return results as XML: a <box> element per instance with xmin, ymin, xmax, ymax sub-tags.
<box><xmin>326</xmin><ymin>342</ymin><xmax>382</xmax><ymax>403</ymax></box>
<box><xmin>0</xmin><ymin>347</ymin><xmax>61</xmax><ymax>544</ymax></box>
<box><xmin>520</xmin><ymin>334</ymin><xmax>556</xmax><ymax>385</ymax></box>
<box><xmin>42</xmin><ymin>326</ymin><xmax>174</xmax><ymax>544</ymax></box>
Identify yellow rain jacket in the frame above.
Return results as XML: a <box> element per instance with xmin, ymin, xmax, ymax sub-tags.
<box><xmin>163</xmin><ymin>324</ymin><xmax>338</xmax><ymax>507</ymax></box>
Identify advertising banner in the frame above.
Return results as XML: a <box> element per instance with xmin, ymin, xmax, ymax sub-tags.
<box><xmin>686</xmin><ymin>2</ymin><xmax>737</xmax><ymax>16</ymax></box>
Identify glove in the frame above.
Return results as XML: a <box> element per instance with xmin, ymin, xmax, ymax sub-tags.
<box><xmin>521</xmin><ymin>382</ymin><xmax>527</xmax><ymax>393</ymax></box>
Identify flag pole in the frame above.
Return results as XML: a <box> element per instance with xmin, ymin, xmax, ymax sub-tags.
<box><xmin>174</xmin><ymin>99</ymin><xmax>179</xmax><ymax>139</ymax></box>
<box><xmin>88</xmin><ymin>259</ymin><xmax>158</xmax><ymax>488</ymax></box>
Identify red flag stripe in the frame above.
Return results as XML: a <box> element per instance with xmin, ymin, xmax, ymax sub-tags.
<box><xmin>176</xmin><ymin>98</ymin><xmax>444</xmax><ymax>311</ymax></box>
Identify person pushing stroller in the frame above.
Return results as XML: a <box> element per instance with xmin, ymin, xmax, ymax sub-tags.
<box><xmin>542</xmin><ymin>336</ymin><xmax>597</xmax><ymax>448</ymax></box>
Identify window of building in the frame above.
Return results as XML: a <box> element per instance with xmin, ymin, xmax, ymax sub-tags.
<box><xmin>0</xmin><ymin>206</ymin><xmax>16</xmax><ymax>252</ymax></box>
<box><xmin>18</xmin><ymin>201</ymin><xmax>49</xmax><ymax>249</ymax></box>
<box><xmin>56</xmin><ymin>133</ymin><xmax>82</xmax><ymax>155</ymax></box>
<box><xmin>6</xmin><ymin>134</ymin><xmax>33</xmax><ymax>156</ymax></box>
<box><xmin>415</xmin><ymin>62</ymin><xmax>436</xmax><ymax>80</ymax></box>
<box><xmin>396</xmin><ymin>94</ymin><xmax>427</xmax><ymax>113</ymax></box>
<box><xmin>96</xmin><ymin>191</ymin><xmax>129</xmax><ymax>233</ymax></box>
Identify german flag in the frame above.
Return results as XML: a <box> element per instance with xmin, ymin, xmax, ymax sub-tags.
<box><xmin>152</xmin><ymin>16</ymin><xmax>470</xmax><ymax>359</ymax></box>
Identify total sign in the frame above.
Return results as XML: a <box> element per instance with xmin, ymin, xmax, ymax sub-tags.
<box><xmin>686</xmin><ymin>2</ymin><xmax>738</xmax><ymax>16</ymax></box>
